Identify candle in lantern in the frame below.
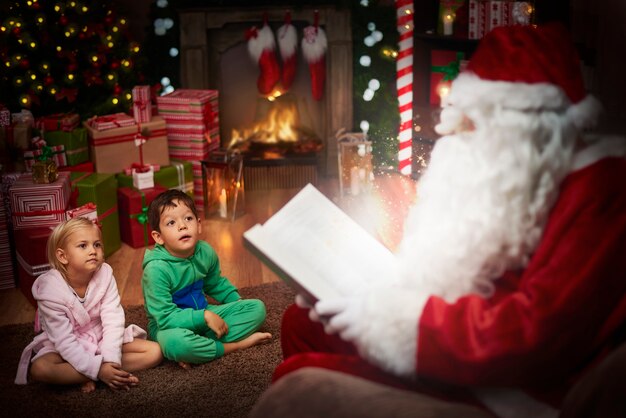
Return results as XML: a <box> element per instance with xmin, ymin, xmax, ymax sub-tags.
<box><xmin>350</xmin><ymin>166</ymin><xmax>360</xmax><ymax>196</ymax></box>
<box><xmin>436</xmin><ymin>80</ymin><xmax>451</xmax><ymax>103</ymax></box>
<box><xmin>219</xmin><ymin>188</ymin><xmax>228</xmax><ymax>218</ymax></box>
<box><xmin>443</xmin><ymin>12</ymin><xmax>454</xmax><ymax>36</ymax></box>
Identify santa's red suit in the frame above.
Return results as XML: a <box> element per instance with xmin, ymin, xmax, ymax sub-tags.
<box><xmin>273</xmin><ymin>23</ymin><xmax>626</xmax><ymax>417</ymax></box>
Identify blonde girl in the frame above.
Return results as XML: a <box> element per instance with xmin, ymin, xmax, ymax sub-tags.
<box><xmin>15</xmin><ymin>217</ymin><xmax>162</xmax><ymax>392</ymax></box>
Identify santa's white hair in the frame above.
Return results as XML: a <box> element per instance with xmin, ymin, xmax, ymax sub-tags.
<box><xmin>395</xmin><ymin>72</ymin><xmax>601</xmax><ymax>302</ymax></box>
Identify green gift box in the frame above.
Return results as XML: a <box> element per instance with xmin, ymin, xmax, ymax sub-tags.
<box><xmin>70</xmin><ymin>172</ymin><xmax>121</xmax><ymax>257</ymax></box>
<box><xmin>44</xmin><ymin>127</ymin><xmax>89</xmax><ymax>166</ymax></box>
<box><xmin>116</xmin><ymin>160</ymin><xmax>194</xmax><ymax>198</ymax></box>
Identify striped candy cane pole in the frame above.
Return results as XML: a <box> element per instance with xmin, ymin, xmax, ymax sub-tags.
<box><xmin>396</xmin><ymin>0</ymin><xmax>414</xmax><ymax>176</ymax></box>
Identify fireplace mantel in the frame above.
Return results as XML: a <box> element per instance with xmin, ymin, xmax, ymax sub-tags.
<box><xmin>178</xmin><ymin>6</ymin><xmax>353</xmax><ymax>176</ymax></box>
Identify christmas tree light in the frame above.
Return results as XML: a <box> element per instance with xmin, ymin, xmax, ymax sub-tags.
<box><xmin>0</xmin><ymin>0</ymin><xmax>149</xmax><ymax>118</ymax></box>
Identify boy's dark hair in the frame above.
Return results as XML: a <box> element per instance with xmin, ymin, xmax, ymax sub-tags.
<box><xmin>148</xmin><ymin>189</ymin><xmax>198</xmax><ymax>233</ymax></box>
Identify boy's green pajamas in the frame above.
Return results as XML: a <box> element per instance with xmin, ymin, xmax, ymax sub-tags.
<box><xmin>155</xmin><ymin>299</ymin><xmax>266</xmax><ymax>363</ymax></box>
<box><xmin>142</xmin><ymin>240</ymin><xmax>266</xmax><ymax>363</ymax></box>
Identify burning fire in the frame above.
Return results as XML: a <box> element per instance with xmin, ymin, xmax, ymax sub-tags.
<box><xmin>228</xmin><ymin>101</ymin><xmax>299</xmax><ymax>149</ymax></box>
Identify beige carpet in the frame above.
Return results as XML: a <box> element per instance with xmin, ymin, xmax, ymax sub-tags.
<box><xmin>0</xmin><ymin>281</ymin><xmax>294</xmax><ymax>418</ymax></box>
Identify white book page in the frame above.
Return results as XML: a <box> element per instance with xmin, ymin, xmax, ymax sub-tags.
<box><xmin>244</xmin><ymin>184</ymin><xmax>397</xmax><ymax>301</ymax></box>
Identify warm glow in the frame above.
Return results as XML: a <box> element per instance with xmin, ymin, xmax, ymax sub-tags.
<box><xmin>436</xmin><ymin>81</ymin><xmax>451</xmax><ymax>102</ymax></box>
<box><xmin>229</xmin><ymin>101</ymin><xmax>299</xmax><ymax>148</ymax></box>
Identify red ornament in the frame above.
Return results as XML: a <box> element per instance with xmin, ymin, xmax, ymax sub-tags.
<box><xmin>110</xmin><ymin>60</ymin><xmax>120</xmax><ymax>69</ymax></box>
<box><xmin>44</xmin><ymin>75</ymin><xmax>54</xmax><ymax>86</ymax></box>
<box><xmin>59</xmin><ymin>15</ymin><xmax>68</xmax><ymax>26</ymax></box>
<box><xmin>78</xmin><ymin>33</ymin><xmax>86</xmax><ymax>40</ymax></box>
<box><xmin>12</xmin><ymin>27</ymin><xmax>21</xmax><ymax>36</ymax></box>
<box><xmin>113</xmin><ymin>84</ymin><xmax>122</xmax><ymax>95</ymax></box>
<box><xmin>67</xmin><ymin>62</ymin><xmax>77</xmax><ymax>72</ymax></box>
<box><xmin>19</xmin><ymin>59</ymin><xmax>29</xmax><ymax>69</ymax></box>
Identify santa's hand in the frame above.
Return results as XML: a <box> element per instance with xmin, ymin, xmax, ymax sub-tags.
<box><xmin>294</xmin><ymin>294</ymin><xmax>325</xmax><ymax>323</ymax></box>
<box><xmin>314</xmin><ymin>297</ymin><xmax>364</xmax><ymax>342</ymax></box>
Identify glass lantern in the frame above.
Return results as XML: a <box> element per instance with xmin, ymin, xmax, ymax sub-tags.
<box><xmin>201</xmin><ymin>150</ymin><xmax>245</xmax><ymax>221</ymax></box>
<box><xmin>337</xmin><ymin>131</ymin><xmax>374</xmax><ymax>198</ymax></box>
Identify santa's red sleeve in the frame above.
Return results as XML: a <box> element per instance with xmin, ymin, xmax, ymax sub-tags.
<box><xmin>355</xmin><ymin>156</ymin><xmax>626</xmax><ymax>388</ymax></box>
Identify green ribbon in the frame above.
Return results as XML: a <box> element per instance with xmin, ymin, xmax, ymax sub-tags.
<box><xmin>129</xmin><ymin>190</ymin><xmax>149</xmax><ymax>246</ymax></box>
<box><xmin>37</xmin><ymin>145</ymin><xmax>53</xmax><ymax>161</ymax></box>
<box><xmin>431</xmin><ymin>52</ymin><xmax>464</xmax><ymax>81</ymax></box>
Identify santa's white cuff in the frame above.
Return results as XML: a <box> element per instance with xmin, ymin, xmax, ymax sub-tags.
<box><xmin>354</xmin><ymin>287</ymin><xmax>430</xmax><ymax>378</ymax></box>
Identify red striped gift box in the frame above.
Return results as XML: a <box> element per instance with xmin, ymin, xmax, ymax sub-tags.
<box><xmin>132</xmin><ymin>85</ymin><xmax>153</xmax><ymax>123</ymax></box>
<box><xmin>87</xmin><ymin>112</ymin><xmax>137</xmax><ymax>131</ymax></box>
<box><xmin>9</xmin><ymin>172</ymin><xmax>71</xmax><ymax>229</ymax></box>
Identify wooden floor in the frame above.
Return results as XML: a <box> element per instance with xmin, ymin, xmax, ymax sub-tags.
<box><xmin>0</xmin><ymin>172</ymin><xmax>416</xmax><ymax>327</ymax></box>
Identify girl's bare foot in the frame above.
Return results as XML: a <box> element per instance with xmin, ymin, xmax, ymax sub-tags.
<box><xmin>80</xmin><ymin>380</ymin><xmax>96</xmax><ymax>393</ymax></box>
<box><xmin>178</xmin><ymin>361</ymin><xmax>191</xmax><ymax>370</ymax></box>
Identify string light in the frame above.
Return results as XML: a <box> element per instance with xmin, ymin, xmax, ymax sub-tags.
<box><xmin>4</xmin><ymin>0</ymin><xmax>150</xmax><ymax>115</ymax></box>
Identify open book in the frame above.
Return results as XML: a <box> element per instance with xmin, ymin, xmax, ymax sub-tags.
<box><xmin>243</xmin><ymin>184</ymin><xmax>397</xmax><ymax>303</ymax></box>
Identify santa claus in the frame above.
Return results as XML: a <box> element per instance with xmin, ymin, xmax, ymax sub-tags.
<box><xmin>268</xmin><ymin>23</ymin><xmax>626</xmax><ymax>417</ymax></box>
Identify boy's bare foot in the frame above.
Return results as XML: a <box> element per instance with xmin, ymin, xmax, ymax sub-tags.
<box><xmin>223</xmin><ymin>332</ymin><xmax>272</xmax><ymax>355</ymax></box>
<box><xmin>178</xmin><ymin>361</ymin><xmax>191</xmax><ymax>370</ymax></box>
<box><xmin>81</xmin><ymin>380</ymin><xmax>96</xmax><ymax>393</ymax></box>
<box><xmin>247</xmin><ymin>332</ymin><xmax>273</xmax><ymax>347</ymax></box>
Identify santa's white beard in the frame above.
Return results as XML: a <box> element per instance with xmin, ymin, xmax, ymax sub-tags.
<box><xmin>396</xmin><ymin>120</ymin><xmax>575</xmax><ymax>302</ymax></box>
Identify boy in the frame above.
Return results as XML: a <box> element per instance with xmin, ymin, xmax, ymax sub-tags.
<box><xmin>142</xmin><ymin>189</ymin><xmax>271</xmax><ymax>367</ymax></box>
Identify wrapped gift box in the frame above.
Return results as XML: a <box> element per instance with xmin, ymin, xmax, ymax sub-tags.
<box><xmin>118</xmin><ymin>186</ymin><xmax>167</xmax><ymax>248</ymax></box>
<box><xmin>0</xmin><ymin>188</ymin><xmax>17</xmax><ymax>290</ymax></box>
<box><xmin>132</xmin><ymin>85</ymin><xmax>152</xmax><ymax>123</ymax></box>
<box><xmin>87</xmin><ymin>112</ymin><xmax>136</xmax><ymax>131</ymax></box>
<box><xmin>66</xmin><ymin>202</ymin><xmax>98</xmax><ymax>223</ymax></box>
<box><xmin>9</xmin><ymin>172</ymin><xmax>71</xmax><ymax>230</ymax></box>
<box><xmin>0</xmin><ymin>104</ymin><xmax>9</xmax><ymax>127</ymax></box>
<box><xmin>1</xmin><ymin>124</ymin><xmax>30</xmax><ymax>172</ymax></box>
<box><xmin>39</xmin><ymin>113</ymin><xmax>80</xmax><ymax>132</ymax></box>
<box><xmin>24</xmin><ymin>145</ymin><xmax>67</xmax><ymax>170</ymax></box>
<box><xmin>84</xmin><ymin>116</ymin><xmax>170</xmax><ymax>173</ymax></box>
<box><xmin>4</xmin><ymin>121</ymin><xmax>32</xmax><ymax>153</ymax></box>
<box><xmin>430</xmin><ymin>50</ymin><xmax>465</xmax><ymax>106</ymax></box>
<box><xmin>116</xmin><ymin>160</ymin><xmax>194</xmax><ymax>197</ymax></box>
<box><xmin>468</xmin><ymin>0</ymin><xmax>533</xmax><ymax>39</ymax></box>
<box><xmin>15</xmin><ymin>226</ymin><xmax>53</xmax><ymax>306</ymax></box>
<box><xmin>59</xmin><ymin>160</ymin><xmax>95</xmax><ymax>173</ymax></box>
<box><xmin>44</xmin><ymin>127</ymin><xmax>89</xmax><ymax>166</ymax></box>
<box><xmin>157</xmin><ymin>89</ymin><xmax>220</xmax><ymax>154</ymax></box>
<box><xmin>69</xmin><ymin>172</ymin><xmax>120</xmax><ymax>257</ymax></box>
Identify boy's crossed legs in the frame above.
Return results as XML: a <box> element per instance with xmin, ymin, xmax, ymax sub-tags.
<box><xmin>156</xmin><ymin>298</ymin><xmax>271</xmax><ymax>367</ymax></box>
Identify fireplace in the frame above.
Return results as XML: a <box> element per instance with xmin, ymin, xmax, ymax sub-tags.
<box><xmin>178</xmin><ymin>5</ymin><xmax>353</xmax><ymax>178</ymax></box>
<box><xmin>228</xmin><ymin>93</ymin><xmax>323</xmax><ymax>190</ymax></box>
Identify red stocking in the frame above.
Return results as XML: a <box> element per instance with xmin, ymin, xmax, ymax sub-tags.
<box><xmin>301</xmin><ymin>13</ymin><xmax>327</xmax><ymax>101</ymax></box>
<box><xmin>277</xmin><ymin>11</ymin><xmax>298</xmax><ymax>91</ymax></box>
<box><xmin>246</xmin><ymin>23</ymin><xmax>280</xmax><ymax>95</ymax></box>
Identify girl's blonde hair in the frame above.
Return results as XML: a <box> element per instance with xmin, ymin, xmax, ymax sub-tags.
<box><xmin>46</xmin><ymin>217</ymin><xmax>102</xmax><ymax>280</ymax></box>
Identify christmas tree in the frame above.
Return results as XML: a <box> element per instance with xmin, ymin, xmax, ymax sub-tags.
<box><xmin>352</xmin><ymin>0</ymin><xmax>400</xmax><ymax>170</ymax></box>
<box><xmin>0</xmin><ymin>0</ymin><xmax>148</xmax><ymax>118</ymax></box>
